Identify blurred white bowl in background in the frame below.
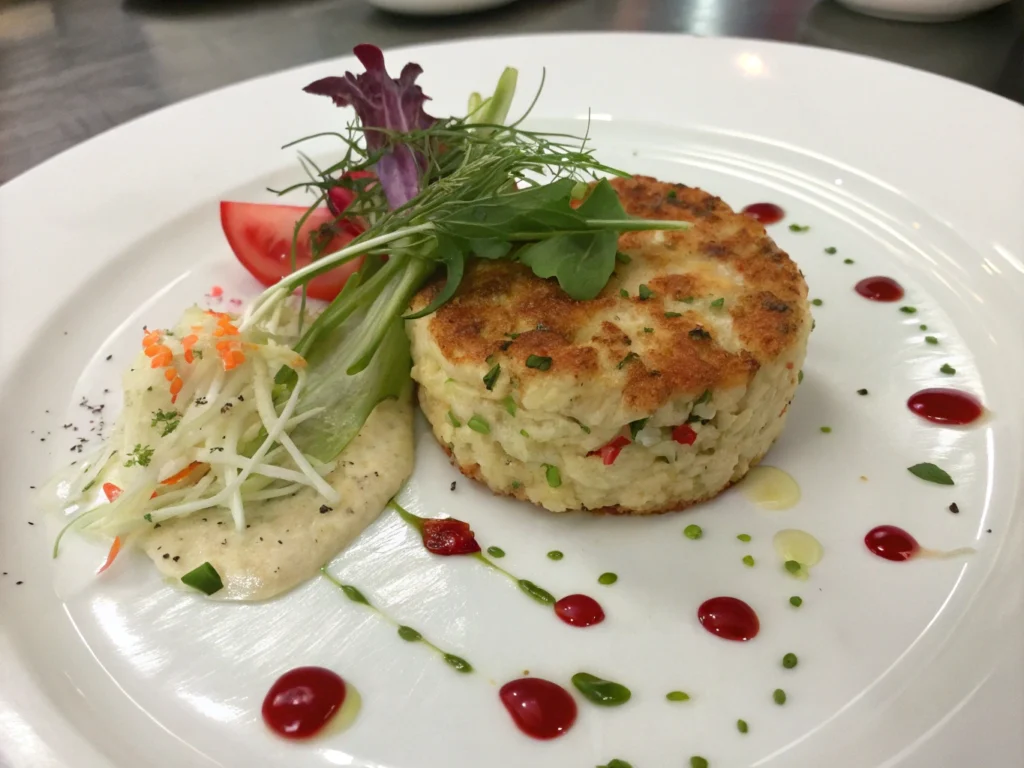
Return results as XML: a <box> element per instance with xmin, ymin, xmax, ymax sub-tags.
<box><xmin>366</xmin><ymin>0</ymin><xmax>517</xmax><ymax>15</ymax></box>
<box><xmin>836</xmin><ymin>0</ymin><xmax>1007</xmax><ymax>22</ymax></box>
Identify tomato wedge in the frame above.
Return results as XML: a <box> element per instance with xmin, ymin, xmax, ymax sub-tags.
<box><xmin>327</xmin><ymin>169</ymin><xmax>376</xmax><ymax>216</ymax></box>
<box><xmin>220</xmin><ymin>201</ymin><xmax>364</xmax><ymax>302</ymax></box>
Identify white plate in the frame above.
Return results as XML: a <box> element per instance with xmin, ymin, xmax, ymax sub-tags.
<box><xmin>1</xmin><ymin>33</ymin><xmax>1022</xmax><ymax>768</ymax></box>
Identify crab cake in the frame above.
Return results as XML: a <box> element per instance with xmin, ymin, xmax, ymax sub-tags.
<box><xmin>407</xmin><ymin>175</ymin><xmax>810</xmax><ymax>514</ymax></box>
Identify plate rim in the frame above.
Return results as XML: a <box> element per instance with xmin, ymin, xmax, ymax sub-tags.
<box><xmin>1</xmin><ymin>32</ymin><xmax>1022</xmax><ymax>768</ymax></box>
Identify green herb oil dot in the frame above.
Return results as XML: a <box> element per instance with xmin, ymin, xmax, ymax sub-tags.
<box><xmin>340</xmin><ymin>585</ymin><xmax>369</xmax><ymax>605</ymax></box>
<box><xmin>737</xmin><ymin>533</ymin><xmax>752</xmax><ymax>542</ymax></box>
<box><xmin>571</xmin><ymin>672</ymin><xmax>632</xmax><ymax>706</ymax></box>
<box><xmin>782</xmin><ymin>653</ymin><xmax>798</xmax><ymax>669</ymax></box>
<box><xmin>443</xmin><ymin>654</ymin><xmax>473</xmax><ymax>673</ymax></box>
<box><xmin>487</xmin><ymin>546</ymin><xmax>505</xmax><ymax>558</ymax></box>
<box><xmin>789</xmin><ymin>595</ymin><xmax>803</xmax><ymax>607</ymax></box>
<box><xmin>742</xmin><ymin>555</ymin><xmax>755</xmax><ymax>567</ymax></box>
<box><xmin>773</xmin><ymin>688</ymin><xmax>787</xmax><ymax>705</ymax></box>
<box><xmin>785</xmin><ymin>560</ymin><xmax>802</xmax><ymax>575</ymax></box>
<box><xmin>666</xmin><ymin>690</ymin><xmax>690</xmax><ymax>702</ymax></box>
<box><xmin>518</xmin><ymin>579</ymin><xmax>556</xmax><ymax>605</ymax></box>
<box><xmin>690</xmin><ymin>757</ymin><xmax>709</xmax><ymax>768</ymax></box>
<box><xmin>397</xmin><ymin>625</ymin><xmax>422</xmax><ymax>642</ymax></box>
<box><xmin>683</xmin><ymin>524</ymin><xmax>703</xmax><ymax>540</ymax></box>
<box><xmin>737</xmin><ymin>719</ymin><xmax>749</xmax><ymax>734</ymax></box>
<box><xmin>820</xmin><ymin>426</ymin><xmax>832</xmax><ymax>433</ymax></box>
<box><xmin>547</xmin><ymin>550</ymin><xmax>564</xmax><ymax>561</ymax></box>
<box><xmin>598</xmin><ymin>572</ymin><xmax>618</xmax><ymax>585</ymax></box>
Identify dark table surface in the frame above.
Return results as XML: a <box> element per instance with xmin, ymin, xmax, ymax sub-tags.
<box><xmin>1</xmin><ymin>0</ymin><xmax>1022</xmax><ymax>185</ymax></box>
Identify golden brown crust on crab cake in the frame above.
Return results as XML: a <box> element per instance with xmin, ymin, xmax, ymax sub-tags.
<box><xmin>406</xmin><ymin>175</ymin><xmax>810</xmax><ymax>514</ymax></box>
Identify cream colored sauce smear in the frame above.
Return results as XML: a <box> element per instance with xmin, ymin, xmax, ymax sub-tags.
<box><xmin>135</xmin><ymin>396</ymin><xmax>414</xmax><ymax>600</ymax></box>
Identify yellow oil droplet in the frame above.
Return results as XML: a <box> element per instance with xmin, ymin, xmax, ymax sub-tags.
<box><xmin>322</xmin><ymin>683</ymin><xmax>362</xmax><ymax>736</ymax></box>
<box><xmin>774</xmin><ymin>529</ymin><xmax>824</xmax><ymax>580</ymax></box>
<box><xmin>740</xmin><ymin>466</ymin><xmax>800</xmax><ymax>510</ymax></box>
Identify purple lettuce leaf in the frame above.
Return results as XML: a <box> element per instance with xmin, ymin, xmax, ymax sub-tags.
<box><xmin>304</xmin><ymin>44</ymin><xmax>435</xmax><ymax>209</ymax></box>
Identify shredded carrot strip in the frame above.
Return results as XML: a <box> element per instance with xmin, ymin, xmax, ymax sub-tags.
<box><xmin>97</xmin><ymin>536</ymin><xmax>122</xmax><ymax>574</ymax></box>
<box><xmin>181</xmin><ymin>334</ymin><xmax>199</xmax><ymax>364</ymax></box>
<box><xmin>160</xmin><ymin>461</ymin><xmax>204</xmax><ymax>486</ymax></box>
<box><xmin>102</xmin><ymin>482</ymin><xmax>122</xmax><ymax>502</ymax></box>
